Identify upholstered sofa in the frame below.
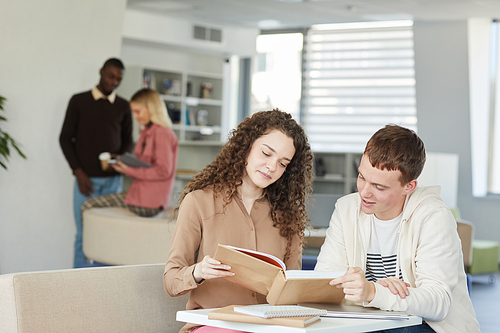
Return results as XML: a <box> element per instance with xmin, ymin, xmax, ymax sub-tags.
<box><xmin>0</xmin><ymin>264</ymin><xmax>189</xmax><ymax>333</ymax></box>
<box><xmin>0</xmin><ymin>206</ymin><xmax>329</xmax><ymax>333</ymax></box>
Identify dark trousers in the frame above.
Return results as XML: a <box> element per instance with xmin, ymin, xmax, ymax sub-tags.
<box><xmin>372</xmin><ymin>322</ymin><xmax>435</xmax><ymax>333</ymax></box>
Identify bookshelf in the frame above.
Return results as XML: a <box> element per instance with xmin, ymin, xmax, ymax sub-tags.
<box><xmin>312</xmin><ymin>152</ymin><xmax>362</xmax><ymax>195</ymax></box>
<box><xmin>117</xmin><ymin>66</ymin><xmax>227</xmax><ymax>187</ymax></box>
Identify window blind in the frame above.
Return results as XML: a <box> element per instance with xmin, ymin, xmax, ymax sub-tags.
<box><xmin>301</xmin><ymin>21</ymin><xmax>417</xmax><ymax>152</ymax></box>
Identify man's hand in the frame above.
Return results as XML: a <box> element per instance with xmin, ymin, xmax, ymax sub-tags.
<box><xmin>376</xmin><ymin>277</ymin><xmax>410</xmax><ymax>299</ymax></box>
<box><xmin>74</xmin><ymin>168</ymin><xmax>94</xmax><ymax>197</ymax></box>
<box><xmin>193</xmin><ymin>255</ymin><xmax>234</xmax><ymax>283</ymax></box>
<box><xmin>330</xmin><ymin>267</ymin><xmax>376</xmax><ymax>303</ymax></box>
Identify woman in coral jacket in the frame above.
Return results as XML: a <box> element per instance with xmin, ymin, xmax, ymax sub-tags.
<box><xmin>82</xmin><ymin>88</ymin><xmax>178</xmax><ymax>217</ymax></box>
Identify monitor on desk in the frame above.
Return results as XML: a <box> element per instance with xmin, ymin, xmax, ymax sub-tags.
<box><xmin>306</xmin><ymin>193</ymin><xmax>344</xmax><ymax>229</ymax></box>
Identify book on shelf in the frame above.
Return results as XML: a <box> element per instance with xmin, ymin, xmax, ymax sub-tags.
<box><xmin>299</xmin><ymin>302</ymin><xmax>410</xmax><ymax>320</ymax></box>
<box><xmin>233</xmin><ymin>304</ymin><xmax>327</xmax><ymax>318</ymax></box>
<box><xmin>208</xmin><ymin>306</ymin><xmax>321</xmax><ymax>328</ymax></box>
<box><xmin>213</xmin><ymin>244</ymin><xmax>345</xmax><ymax>305</ymax></box>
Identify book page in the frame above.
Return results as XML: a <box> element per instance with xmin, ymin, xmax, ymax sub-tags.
<box><xmin>224</xmin><ymin>245</ymin><xmax>286</xmax><ymax>270</ymax></box>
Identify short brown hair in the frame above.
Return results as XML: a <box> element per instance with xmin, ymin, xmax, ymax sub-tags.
<box><xmin>364</xmin><ymin>124</ymin><xmax>426</xmax><ymax>185</ymax></box>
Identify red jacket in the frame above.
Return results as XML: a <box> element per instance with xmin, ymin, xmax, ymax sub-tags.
<box><xmin>125</xmin><ymin>123</ymin><xmax>178</xmax><ymax>209</ymax></box>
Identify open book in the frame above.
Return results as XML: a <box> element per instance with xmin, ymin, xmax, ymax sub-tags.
<box><xmin>213</xmin><ymin>244</ymin><xmax>345</xmax><ymax>305</ymax></box>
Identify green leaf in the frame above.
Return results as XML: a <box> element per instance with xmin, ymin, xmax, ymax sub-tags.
<box><xmin>0</xmin><ymin>94</ymin><xmax>27</xmax><ymax>168</ymax></box>
<box><xmin>9</xmin><ymin>138</ymin><xmax>26</xmax><ymax>159</ymax></box>
<box><xmin>14</xmin><ymin>147</ymin><xmax>27</xmax><ymax>159</ymax></box>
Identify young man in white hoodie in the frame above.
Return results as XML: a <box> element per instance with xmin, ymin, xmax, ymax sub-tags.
<box><xmin>315</xmin><ymin>124</ymin><xmax>480</xmax><ymax>333</ymax></box>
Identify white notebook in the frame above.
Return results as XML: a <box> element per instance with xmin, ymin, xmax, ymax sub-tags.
<box><xmin>233</xmin><ymin>305</ymin><xmax>327</xmax><ymax>319</ymax></box>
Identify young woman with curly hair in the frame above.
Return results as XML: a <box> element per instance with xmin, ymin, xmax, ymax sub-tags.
<box><xmin>164</xmin><ymin>109</ymin><xmax>313</xmax><ymax>333</ymax></box>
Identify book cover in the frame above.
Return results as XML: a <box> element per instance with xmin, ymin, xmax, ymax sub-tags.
<box><xmin>212</xmin><ymin>244</ymin><xmax>346</xmax><ymax>305</ymax></box>
<box><xmin>233</xmin><ymin>305</ymin><xmax>327</xmax><ymax>318</ymax></box>
<box><xmin>213</xmin><ymin>244</ymin><xmax>281</xmax><ymax>296</ymax></box>
<box><xmin>118</xmin><ymin>153</ymin><xmax>151</xmax><ymax>168</ymax></box>
<box><xmin>267</xmin><ymin>270</ymin><xmax>345</xmax><ymax>305</ymax></box>
<box><xmin>208</xmin><ymin>306</ymin><xmax>321</xmax><ymax>328</ymax></box>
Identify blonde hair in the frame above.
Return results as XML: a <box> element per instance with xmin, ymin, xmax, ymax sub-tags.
<box><xmin>131</xmin><ymin>88</ymin><xmax>173</xmax><ymax>128</ymax></box>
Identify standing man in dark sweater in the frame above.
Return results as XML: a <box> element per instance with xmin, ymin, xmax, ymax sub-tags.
<box><xmin>59</xmin><ymin>58</ymin><xmax>133</xmax><ymax>268</ymax></box>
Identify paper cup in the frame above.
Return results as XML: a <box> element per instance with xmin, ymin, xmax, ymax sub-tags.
<box><xmin>99</xmin><ymin>152</ymin><xmax>112</xmax><ymax>171</ymax></box>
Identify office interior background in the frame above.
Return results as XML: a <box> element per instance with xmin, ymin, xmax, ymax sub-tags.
<box><xmin>1</xmin><ymin>0</ymin><xmax>500</xmax><ymax>275</ymax></box>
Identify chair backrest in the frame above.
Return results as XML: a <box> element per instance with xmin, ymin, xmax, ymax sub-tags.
<box><xmin>0</xmin><ymin>264</ymin><xmax>189</xmax><ymax>333</ymax></box>
<box><xmin>456</xmin><ymin>219</ymin><xmax>474</xmax><ymax>267</ymax></box>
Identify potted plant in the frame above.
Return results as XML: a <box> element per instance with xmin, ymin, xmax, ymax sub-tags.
<box><xmin>0</xmin><ymin>95</ymin><xmax>26</xmax><ymax>169</ymax></box>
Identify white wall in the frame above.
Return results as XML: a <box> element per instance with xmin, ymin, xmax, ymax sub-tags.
<box><xmin>467</xmin><ymin>18</ymin><xmax>492</xmax><ymax>197</ymax></box>
<box><xmin>121</xmin><ymin>40</ymin><xmax>225</xmax><ymax>77</ymax></box>
<box><xmin>414</xmin><ymin>21</ymin><xmax>500</xmax><ymax>246</ymax></box>
<box><xmin>4</xmin><ymin>4</ymin><xmax>498</xmax><ymax>274</ymax></box>
<box><xmin>0</xmin><ymin>0</ymin><xmax>127</xmax><ymax>274</ymax></box>
<box><xmin>122</xmin><ymin>9</ymin><xmax>258</xmax><ymax>57</ymax></box>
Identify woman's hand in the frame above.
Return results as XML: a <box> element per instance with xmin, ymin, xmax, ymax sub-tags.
<box><xmin>376</xmin><ymin>277</ymin><xmax>410</xmax><ymax>299</ymax></box>
<box><xmin>111</xmin><ymin>160</ymin><xmax>128</xmax><ymax>174</ymax></box>
<box><xmin>193</xmin><ymin>255</ymin><xmax>234</xmax><ymax>283</ymax></box>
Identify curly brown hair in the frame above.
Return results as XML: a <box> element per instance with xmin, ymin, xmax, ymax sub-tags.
<box><xmin>177</xmin><ymin>109</ymin><xmax>314</xmax><ymax>261</ymax></box>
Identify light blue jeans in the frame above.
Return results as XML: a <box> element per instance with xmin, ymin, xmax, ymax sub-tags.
<box><xmin>73</xmin><ymin>175</ymin><xmax>123</xmax><ymax>268</ymax></box>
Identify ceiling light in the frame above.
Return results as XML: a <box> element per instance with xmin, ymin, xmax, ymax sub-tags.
<box><xmin>258</xmin><ymin>19</ymin><xmax>282</xmax><ymax>29</ymax></box>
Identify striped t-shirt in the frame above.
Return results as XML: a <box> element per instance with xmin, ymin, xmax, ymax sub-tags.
<box><xmin>365</xmin><ymin>213</ymin><xmax>403</xmax><ymax>282</ymax></box>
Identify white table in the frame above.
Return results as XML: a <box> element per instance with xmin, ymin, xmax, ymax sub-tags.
<box><xmin>177</xmin><ymin>308</ymin><xmax>422</xmax><ymax>333</ymax></box>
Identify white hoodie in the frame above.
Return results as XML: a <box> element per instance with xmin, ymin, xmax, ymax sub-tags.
<box><xmin>316</xmin><ymin>185</ymin><xmax>480</xmax><ymax>333</ymax></box>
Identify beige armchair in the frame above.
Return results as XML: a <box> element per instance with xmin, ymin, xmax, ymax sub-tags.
<box><xmin>456</xmin><ymin>219</ymin><xmax>474</xmax><ymax>269</ymax></box>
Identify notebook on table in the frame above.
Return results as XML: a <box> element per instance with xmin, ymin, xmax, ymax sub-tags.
<box><xmin>233</xmin><ymin>304</ymin><xmax>327</xmax><ymax>318</ymax></box>
<box><xmin>208</xmin><ymin>306</ymin><xmax>321</xmax><ymax>328</ymax></box>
